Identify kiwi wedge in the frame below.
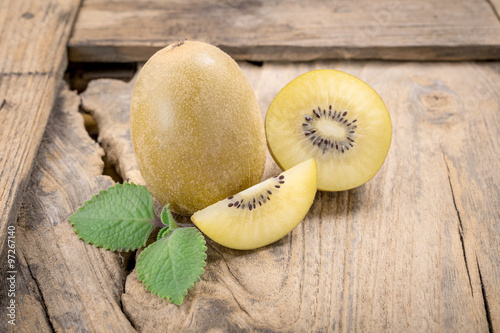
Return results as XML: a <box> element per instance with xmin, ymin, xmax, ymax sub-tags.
<box><xmin>265</xmin><ymin>69</ymin><xmax>392</xmax><ymax>191</ymax></box>
<box><xmin>191</xmin><ymin>159</ymin><xmax>317</xmax><ymax>250</ymax></box>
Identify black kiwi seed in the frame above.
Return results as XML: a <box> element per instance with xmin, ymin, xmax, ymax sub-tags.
<box><xmin>301</xmin><ymin>106</ymin><xmax>358</xmax><ymax>154</ymax></box>
<box><xmin>227</xmin><ymin>195</ymin><xmax>234</xmax><ymax>200</ymax></box>
<box><xmin>230</xmin><ymin>187</ymin><xmax>281</xmax><ymax>210</ymax></box>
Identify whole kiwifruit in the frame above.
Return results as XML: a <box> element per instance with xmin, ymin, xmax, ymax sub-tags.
<box><xmin>130</xmin><ymin>41</ymin><xmax>266</xmax><ymax>215</ymax></box>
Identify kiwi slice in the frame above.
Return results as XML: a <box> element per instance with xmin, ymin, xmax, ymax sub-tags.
<box><xmin>191</xmin><ymin>159</ymin><xmax>317</xmax><ymax>250</ymax></box>
<box><xmin>265</xmin><ymin>69</ymin><xmax>392</xmax><ymax>191</ymax></box>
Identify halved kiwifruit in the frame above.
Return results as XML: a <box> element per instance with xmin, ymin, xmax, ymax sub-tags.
<box><xmin>265</xmin><ymin>69</ymin><xmax>392</xmax><ymax>191</ymax></box>
<box><xmin>191</xmin><ymin>159</ymin><xmax>317</xmax><ymax>250</ymax></box>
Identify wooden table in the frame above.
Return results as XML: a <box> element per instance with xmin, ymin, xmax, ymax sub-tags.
<box><xmin>1</xmin><ymin>0</ymin><xmax>499</xmax><ymax>332</ymax></box>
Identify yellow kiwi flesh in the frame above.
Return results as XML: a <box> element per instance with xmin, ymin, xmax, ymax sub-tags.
<box><xmin>192</xmin><ymin>159</ymin><xmax>317</xmax><ymax>250</ymax></box>
<box><xmin>265</xmin><ymin>69</ymin><xmax>392</xmax><ymax>191</ymax></box>
<box><xmin>130</xmin><ymin>41</ymin><xmax>266</xmax><ymax>215</ymax></box>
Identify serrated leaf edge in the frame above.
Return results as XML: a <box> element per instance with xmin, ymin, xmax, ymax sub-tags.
<box><xmin>69</xmin><ymin>182</ymin><xmax>155</xmax><ymax>252</ymax></box>
<box><xmin>157</xmin><ymin>226</ymin><xmax>172</xmax><ymax>240</ymax></box>
<box><xmin>136</xmin><ymin>228</ymin><xmax>207</xmax><ymax>305</ymax></box>
<box><xmin>71</xmin><ymin>228</ymin><xmax>150</xmax><ymax>252</ymax></box>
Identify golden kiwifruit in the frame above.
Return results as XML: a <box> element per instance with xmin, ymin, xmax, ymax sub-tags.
<box><xmin>130</xmin><ymin>41</ymin><xmax>266</xmax><ymax>215</ymax></box>
<box><xmin>265</xmin><ymin>69</ymin><xmax>392</xmax><ymax>191</ymax></box>
<box><xmin>192</xmin><ymin>159</ymin><xmax>317</xmax><ymax>250</ymax></box>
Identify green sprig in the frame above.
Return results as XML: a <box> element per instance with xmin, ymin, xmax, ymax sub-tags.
<box><xmin>70</xmin><ymin>183</ymin><xmax>206</xmax><ymax>305</ymax></box>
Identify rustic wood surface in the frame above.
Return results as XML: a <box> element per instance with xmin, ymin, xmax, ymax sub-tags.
<box><xmin>80</xmin><ymin>73</ymin><xmax>144</xmax><ymax>185</ymax></box>
<box><xmin>66</xmin><ymin>60</ymin><xmax>499</xmax><ymax>332</ymax></box>
<box><xmin>0</xmin><ymin>0</ymin><xmax>82</xmax><ymax>266</ymax></box>
<box><xmin>1</xmin><ymin>0</ymin><xmax>498</xmax><ymax>331</ymax></box>
<box><xmin>0</xmin><ymin>83</ymin><xmax>135</xmax><ymax>332</ymax></box>
<box><xmin>68</xmin><ymin>0</ymin><xmax>500</xmax><ymax>63</ymax></box>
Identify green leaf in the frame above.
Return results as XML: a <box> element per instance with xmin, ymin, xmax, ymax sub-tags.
<box><xmin>161</xmin><ymin>204</ymin><xmax>178</xmax><ymax>230</ymax></box>
<box><xmin>157</xmin><ymin>226</ymin><xmax>172</xmax><ymax>240</ymax></box>
<box><xmin>137</xmin><ymin>227</ymin><xmax>207</xmax><ymax>305</ymax></box>
<box><xmin>70</xmin><ymin>183</ymin><xmax>156</xmax><ymax>251</ymax></box>
<box><xmin>157</xmin><ymin>204</ymin><xmax>178</xmax><ymax>240</ymax></box>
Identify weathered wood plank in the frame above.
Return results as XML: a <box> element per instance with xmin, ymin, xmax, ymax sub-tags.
<box><xmin>68</xmin><ymin>0</ymin><xmax>500</xmax><ymax>62</ymax></box>
<box><xmin>0</xmin><ymin>0</ymin><xmax>82</xmax><ymax>267</ymax></box>
<box><xmin>80</xmin><ymin>61</ymin><xmax>499</xmax><ymax>331</ymax></box>
<box><xmin>490</xmin><ymin>0</ymin><xmax>500</xmax><ymax>17</ymax></box>
<box><xmin>0</xmin><ymin>83</ymin><xmax>136</xmax><ymax>332</ymax></box>
<box><xmin>81</xmin><ymin>74</ymin><xmax>144</xmax><ymax>185</ymax></box>
<box><xmin>0</xmin><ymin>243</ymin><xmax>53</xmax><ymax>332</ymax></box>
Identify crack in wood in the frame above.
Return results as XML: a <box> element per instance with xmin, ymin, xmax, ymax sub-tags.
<box><xmin>0</xmin><ymin>99</ymin><xmax>6</xmax><ymax>111</ymax></box>
<box><xmin>0</xmin><ymin>71</ymin><xmax>53</xmax><ymax>77</ymax></box>
<box><xmin>119</xmin><ymin>296</ymin><xmax>138</xmax><ymax>332</ymax></box>
<box><xmin>25</xmin><ymin>255</ymin><xmax>55</xmax><ymax>333</ymax></box>
<box><xmin>443</xmin><ymin>152</ymin><xmax>473</xmax><ymax>295</ymax></box>
<box><xmin>476</xmin><ymin>257</ymin><xmax>494</xmax><ymax>333</ymax></box>
<box><xmin>485</xmin><ymin>0</ymin><xmax>500</xmax><ymax>22</ymax></box>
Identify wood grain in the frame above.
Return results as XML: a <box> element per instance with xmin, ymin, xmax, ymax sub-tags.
<box><xmin>80</xmin><ymin>61</ymin><xmax>499</xmax><ymax>331</ymax></box>
<box><xmin>490</xmin><ymin>0</ymin><xmax>500</xmax><ymax>18</ymax></box>
<box><xmin>68</xmin><ymin>0</ymin><xmax>500</xmax><ymax>62</ymax></box>
<box><xmin>0</xmin><ymin>0</ymin><xmax>82</xmax><ymax>264</ymax></box>
<box><xmin>0</xmin><ymin>83</ymin><xmax>136</xmax><ymax>332</ymax></box>
<box><xmin>80</xmin><ymin>73</ymin><xmax>144</xmax><ymax>185</ymax></box>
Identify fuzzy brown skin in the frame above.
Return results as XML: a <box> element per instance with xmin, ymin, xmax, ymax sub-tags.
<box><xmin>130</xmin><ymin>41</ymin><xmax>266</xmax><ymax>215</ymax></box>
